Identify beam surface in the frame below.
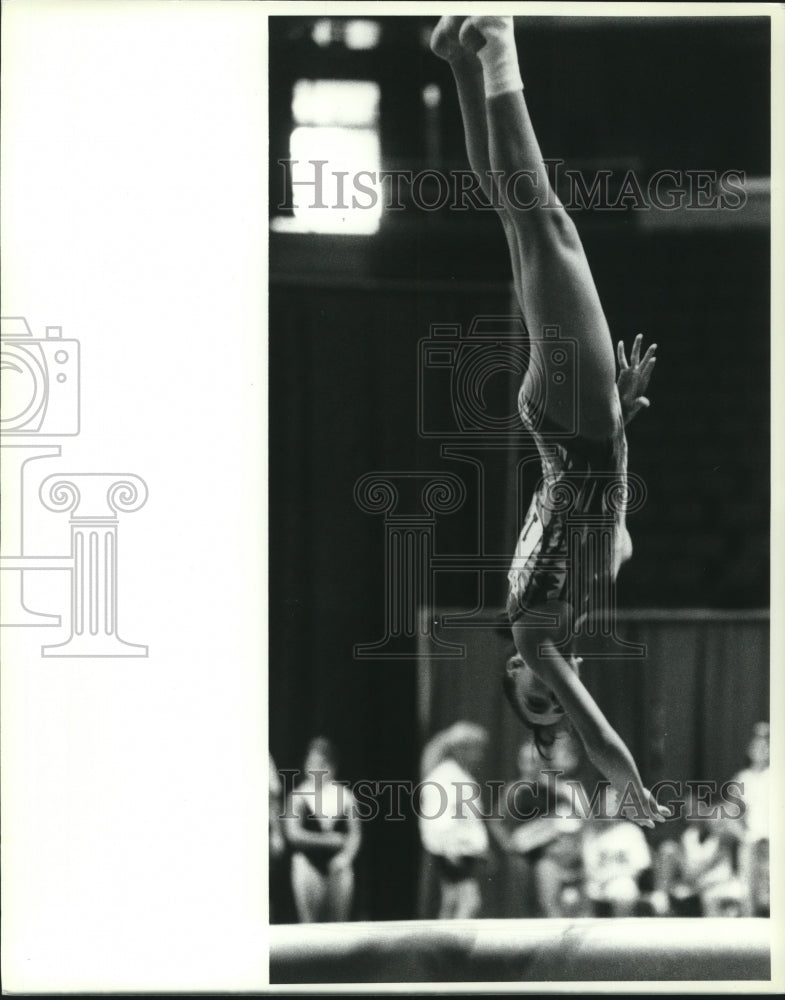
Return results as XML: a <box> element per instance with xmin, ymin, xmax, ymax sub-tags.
<box><xmin>270</xmin><ymin>917</ymin><xmax>770</xmax><ymax>984</ymax></box>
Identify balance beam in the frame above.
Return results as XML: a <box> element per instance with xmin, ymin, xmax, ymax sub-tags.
<box><xmin>270</xmin><ymin>917</ymin><xmax>770</xmax><ymax>984</ymax></box>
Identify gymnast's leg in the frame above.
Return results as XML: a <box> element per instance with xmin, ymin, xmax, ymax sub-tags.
<box><xmin>438</xmin><ymin>873</ymin><xmax>481</xmax><ymax>919</ymax></box>
<box><xmin>430</xmin><ymin>16</ymin><xmax>524</xmax><ymax>306</ymax></box>
<box><xmin>291</xmin><ymin>853</ymin><xmax>328</xmax><ymax>923</ymax></box>
<box><xmin>454</xmin><ymin>876</ymin><xmax>482</xmax><ymax>919</ymax></box>
<box><xmin>327</xmin><ymin>863</ymin><xmax>355</xmax><ymax>922</ymax></box>
<box><xmin>460</xmin><ymin>16</ymin><xmax>620</xmax><ymax>442</ymax></box>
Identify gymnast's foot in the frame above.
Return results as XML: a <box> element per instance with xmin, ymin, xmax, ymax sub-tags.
<box><xmin>430</xmin><ymin>16</ymin><xmax>469</xmax><ymax>63</ymax></box>
<box><xmin>458</xmin><ymin>15</ymin><xmax>514</xmax><ymax>55</ymax></box>
<box><xmin>458</xmin><ymin>16</ymin><xmax>522</xmax><ymax>97</ymax></box>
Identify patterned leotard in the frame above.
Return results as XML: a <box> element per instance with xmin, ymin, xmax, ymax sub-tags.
<box><xmin>506</xmin><ymin>387</ymin><xmax>630</xmax><ymax>627</ymax></box>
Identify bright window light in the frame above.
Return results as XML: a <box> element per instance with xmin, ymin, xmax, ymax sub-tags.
<box><xmin>275</xmin><ymin>79</ymin><xmax>382</xmax><ymax>235</ymax></box>
<box><xmin>422</xmin><ymin>83</ymin><xmax>441</xmax><ymax>110</ymax></box>
<box><xmin>344</xmin><ymin>20</ymin><xmax>381</xmax><ymax>51</ymax></box>
<box><xmin>280</xmin><ymin>126</ymin><xmax>382</xmax><ymax>234</ymax></box>
<box><xmin>311</xmin><ymin>19</ymin><xmax>332</xmax><ymax>47</ymax></box>
<box><xmin>292</xmin><ymin>79</ymin><xmax>379</xmax><ymax>129</ymax></box>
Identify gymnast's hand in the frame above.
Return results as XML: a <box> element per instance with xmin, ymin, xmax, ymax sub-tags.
<box><xmin>617</xmin><ymin>334</ymin><xmax>657</xmax><ymax>425</ymax></box>
<box><xmin>586</xmin><ymin>738</ymin><xmax>672</xmax><ymax>829</ymax></box>
<box><xmin>637</xmin><ymin>787</ymin><xmax>673</xmax><ymax>829</ymax></box>
<box><xmin>615</xmin><ymin>782</ymin><xmax>673</xmax><ymax>830</ymax></box>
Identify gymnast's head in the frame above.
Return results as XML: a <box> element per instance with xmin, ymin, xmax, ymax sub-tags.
<box><xmin>503</xmin><ymin>653</ymin><xmax>571</xmax><ymax>757</ymax></box>
<box><xmin>303</xmin><ymin>736</ymin><xmax>339</xmax><ymax>781</ymax></box>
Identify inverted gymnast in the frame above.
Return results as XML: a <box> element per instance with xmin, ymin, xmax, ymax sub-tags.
<box><xmin>432</xmin><ymin>16</ymin><xmax>668</xmax><ymax>829</ymax></box>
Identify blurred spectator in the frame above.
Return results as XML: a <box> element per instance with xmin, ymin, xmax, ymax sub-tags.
<box><xmin>504</xmin><ymin>736</ymin><xmax>586</xmax><ymax>917</ymax></box>
<box><xmin>419</xmin><ymin>722</ymin><xmax>491</xmax><ymax>919</ymax></box>
<box><xmin>581</xmin><ymin>789</ymin><xmax>653</xmax><ymax>917</ymax></box>
<box><xmin>269</xmin><ymin>752</ymin><xmax>286</xmax><ymax>860</ymax></box>
<box><xmin>731</xmin><ymin>721</ymin><xmax>770</xmax><ymax>916</ymax></box>
<box><xmin>269</xmin><ymin>753</ymin><xmax>288</xmax><ymax>922</ymax></box>
<box><xmin>655</xmin><ymin>788</ymin><xmax>743</xmax><ymax>917</ymax></box>
<box><xmin>282</xmin><ymin>737</ymin><xmax>361</xmax><ymax>922</ymax></box>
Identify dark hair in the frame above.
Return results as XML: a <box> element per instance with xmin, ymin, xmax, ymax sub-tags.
<box><xmin>501</xmin><ymin>669</ymin><xmax>560</xmax><ymax>760</ymax></box>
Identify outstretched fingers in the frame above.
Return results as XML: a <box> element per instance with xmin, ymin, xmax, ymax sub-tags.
<box><xmin>630</xmin><ymin>332</ymin><xmax>644</xmax><ymax>367</ymax></box>
<box><xmin>640</xmin><ymin>342</ymin><xmax>658</xmax><ymax>365</ymax></box>
<box><xmin>645</xmin><ymin>788</ymin><xmax>673</xmax><ymax>826</ymax></box>
<box><xmin>640</xmin><ymin>353</ymin><xmax>657</xmax><ymax>384</ymax></box>
<box><xmin>618</xmin><ymin>334</ymin><xmax>658</xmax><ymax>374</ymax></box>
<box><xmin>624</xmin><ymin>788</ymin><xmax>673</xmax><ymax>829</ymax></box>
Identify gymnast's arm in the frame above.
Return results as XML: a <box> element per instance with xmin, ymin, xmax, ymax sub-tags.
<box><xmin>281</xmin><ymin>792</ymin><xmax>347</xmax><ymax>851</ymax></box>
<box><xmin>514</xmin><ymin>619</ymin><xmax>669</xmax><ymax>829</ymax></box>
<box><xmin>330</xmin><ymin>794</ymin><xmax>362</xmax><ymax>871</ymax></box>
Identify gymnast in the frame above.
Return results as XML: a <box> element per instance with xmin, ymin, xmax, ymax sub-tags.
<box><xmin>432</xmin><ymin>16</ymin><xmax>668</xmax><ymax>828</ymax></box>
<box><xmin>282</xmin><ymin>737</ymin><xmax>361</xmax><ymax>922</ymax></box>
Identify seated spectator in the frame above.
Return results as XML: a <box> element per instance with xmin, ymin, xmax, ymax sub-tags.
<box><xmin>655</xmin><ymin>788</ymin><xmax>743</xmax><ymax>917</ymax></box>
<box><xmin>504</xmin><ymin>736</ymin><xmax>587</xmax><ymax>917</ymax></box>
<box><xmin>581</xmin><ymin>789</ymin><xmax>653</xmax><ymax>917</ymax></box>
<box><xmin>731</xmin><ymin>721</ymin><xmax>770</xmax><ymax>916</ymax></box>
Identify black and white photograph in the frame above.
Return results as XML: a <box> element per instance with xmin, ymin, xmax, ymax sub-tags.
<box><xmin>268</xmin><ymin>6</ymin><xmax>779</xmax><ymax>990</ymax></box>
<box><xmin>0</xmin><ymin>1</ymin><xmax>782</xmax><ymax>994</ymax></box>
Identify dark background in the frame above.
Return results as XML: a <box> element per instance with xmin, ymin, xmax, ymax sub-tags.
<box><xmin>269</xmin><ymin>15</ymin><xmax>770</xmax><ymax>921</ymax></box>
